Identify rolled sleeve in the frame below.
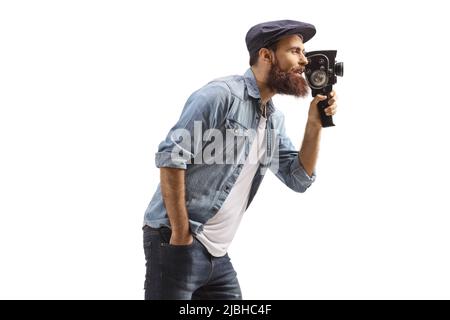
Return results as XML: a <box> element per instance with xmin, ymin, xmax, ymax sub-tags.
<box><xmin>290</xmin><ymin>155</ymin><xmax>316</xmax><ymax>188</ymax></box>
<box><xmin>155</xmin><ymin>151</ymin><xmax>188</xmax><ymax>170</ymax></box>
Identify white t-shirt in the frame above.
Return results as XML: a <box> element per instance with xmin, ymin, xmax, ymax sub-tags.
<box><xmin>196</xmin><ymin>116</ymin><xmax>267</xmax><ymax>257</ymax></box>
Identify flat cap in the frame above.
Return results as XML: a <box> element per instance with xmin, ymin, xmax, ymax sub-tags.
<box><xmin>245</xmin><ymin>19</ymin><xmax>316</xmax><ymax>56</ymax></box>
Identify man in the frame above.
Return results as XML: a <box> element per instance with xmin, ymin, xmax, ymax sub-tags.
<box><xmin>142</xmin><ymin>20</ymin><xmax>338</xmax><ymax>300</ymax></box>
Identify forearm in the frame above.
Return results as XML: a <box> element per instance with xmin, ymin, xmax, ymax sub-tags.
<box><xmin>299</xmin><ymin>121</ymin><xmax>322</xmax><ymax>177</ymax></box>
<box><xmin>160</xmin><ymin>167</ymin><xmax>190</xmax><ymax>237</ymax></box>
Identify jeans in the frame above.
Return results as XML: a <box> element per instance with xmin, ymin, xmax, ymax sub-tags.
<box><xmin>143</xmin><ymin>225</ymin><xmax>242</xmax><ymax>300</ymax></box>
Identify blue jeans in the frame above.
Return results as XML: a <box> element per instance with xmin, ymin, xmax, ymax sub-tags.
<box><xmin>143</xmin><ymin>225</ymin><xmax>242</xmax><ymax>300</ymax></box>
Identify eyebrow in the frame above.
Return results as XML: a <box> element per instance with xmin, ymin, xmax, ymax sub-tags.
<box><xmin>288</xmin><ymin>46</ymin><xmax>305</xmax><ymax>52</ymax></box>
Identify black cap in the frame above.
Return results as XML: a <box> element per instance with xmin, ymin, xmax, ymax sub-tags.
<box><xmin>245</xmin><ymin>20</ymin><xmax>316</xmax><ymax>56</ymax></box>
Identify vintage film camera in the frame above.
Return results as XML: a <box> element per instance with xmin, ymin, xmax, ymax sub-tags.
<box><xmin>305</xmin><ymin>50</ymin><xmax>344</xmax><ymax>127</ymax></box>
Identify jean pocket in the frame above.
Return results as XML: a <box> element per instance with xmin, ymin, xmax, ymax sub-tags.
<box><xmin>160</xmin><ymin>239</ymin><xmax>199</xmax><ymax>278</ymax></box>
<box><xmin>161</xmin><ymin>237</ymin><xmax>196</xmax><ymax>263</ymax></box>
<box><xmin>162</xmin><ymin>239</ymin><xmax>196</xmax><ymax>249</ymax></box>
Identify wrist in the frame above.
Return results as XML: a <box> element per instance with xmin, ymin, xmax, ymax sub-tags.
<box><xmin>171</xmin><ymin>225</ymin><xmax>190</xmax><ymax>236</ymax></box>
<box><xmin>306</xmin><ymin>118</ymin><xmax>322</xmax><ymax>130</ymax></box>
<box><xmin>170</xmin><ymin>230</ymin><xmax>193</xmax><ymax>245</ymax></box>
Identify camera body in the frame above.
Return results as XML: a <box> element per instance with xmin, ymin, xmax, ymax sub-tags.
<box><xmin>305</xmin><ymin>50</ymin><xmax>343</xmax><ymax>127</ymax></box>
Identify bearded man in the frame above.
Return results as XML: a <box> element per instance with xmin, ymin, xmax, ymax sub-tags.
<box><xmin>142</xmin><ymin>20</ymin><xmax>338</xmax><ymax>300</ymax></box>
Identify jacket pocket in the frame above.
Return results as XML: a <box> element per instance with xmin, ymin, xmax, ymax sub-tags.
<box><xmin>225</xmin><ymin>118</ymin><xmax>249</xmax><ymax>136</ymax></box>
<box><xmin>224</xmin><ymin>118</ymin><xmax>250</xmax><ymax>162</ymax></box>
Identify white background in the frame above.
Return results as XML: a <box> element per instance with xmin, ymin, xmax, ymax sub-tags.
<box><xmin>1</xmin><ymin>0</ymin><xmax>449</xmax><ymax>299</ymax></box>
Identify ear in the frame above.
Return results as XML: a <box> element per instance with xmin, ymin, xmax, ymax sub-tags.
<box><xmin>258</xmin><ymin>48</ymin><xmax>274</xmax><ymax>64</ymax></box>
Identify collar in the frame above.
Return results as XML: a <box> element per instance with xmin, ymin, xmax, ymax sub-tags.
<box><xmin>243</xmin><ymin>68</ymin><xmax>275</xmax><ymax>117</ymax></box>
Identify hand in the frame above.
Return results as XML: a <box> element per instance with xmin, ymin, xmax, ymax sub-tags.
<box><xmin>307</xmin><ymin>90</ymin><xmax>338</xmax><ymax>126</ymax></box>
<box><xmin>170</xmin><ymin>231</ymin><xmax>194</xmax><ymax>246</ymax></box>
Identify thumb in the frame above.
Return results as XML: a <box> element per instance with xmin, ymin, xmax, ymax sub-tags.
<box><xmin>313</xmin><ymin>94</ymin><xmax>328</xmax><ymax>104</ymax></box>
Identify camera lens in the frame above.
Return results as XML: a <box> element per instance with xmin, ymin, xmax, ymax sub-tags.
<box><xmin>310</xmin><ymin>70</ymin><xmax>328</xmax><ymax>87</ymax></box>
<box><xmin>334</xmin><ymin>62</ymin><xmax>344</xmax><ymax>77</ymax></box>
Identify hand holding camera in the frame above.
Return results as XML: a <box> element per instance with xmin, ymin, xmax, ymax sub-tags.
<box><xmin>305</xmin><ymin>50</ymin><xmax>343</xmax><ymax>127</ymax></box>
<box><xmin>308</xmin><ymin>91</ymin><xmax>337</xmax><ymax>126</ymax></box>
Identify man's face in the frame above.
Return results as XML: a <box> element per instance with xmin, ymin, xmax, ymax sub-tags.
<box><xmin>266</xmin><ymin>35</ymin><xmax>309</xmax><ymax>97</ymax></box>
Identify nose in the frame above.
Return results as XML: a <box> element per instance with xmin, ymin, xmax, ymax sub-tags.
<box><xmin>300</xmin><ymin>53</ymin><xmax>308</xmax><ymax>66</ymax></box>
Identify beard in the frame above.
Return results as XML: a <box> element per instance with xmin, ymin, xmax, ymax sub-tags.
<box><xmin>266</xmin><ymin>60</ymin><xmax>310</xmax><ymax>98</ymax></box>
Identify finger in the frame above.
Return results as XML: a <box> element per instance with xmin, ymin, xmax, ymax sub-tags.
<box><xmin>325</xmin><ymin>104</ymin><xmax>337</xmax><ymax>111</ymax></box>
<box><xmin>316</xmin><ymin>94</ymin><xmax>327</xmax><ymax>101</ymax></box>
<box><xmin>328</xmin><ymin>98</ymin><xmax>336</xmax><ymax>105</ymax></box>
<box><xmin>329</xmin><ymin>92</ymin><xmax>338</xmax><ymax>101</ymax></box>
<box><xmin>325</xmin><ymin>106</ymin><xmax>337</xmax><ymax>116</ymax></box>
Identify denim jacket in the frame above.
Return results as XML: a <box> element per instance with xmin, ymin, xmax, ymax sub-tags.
<box><xmin>143</xmin><ymin>68</ymin><xmax>316</xmax><ymax>234</ymax></box>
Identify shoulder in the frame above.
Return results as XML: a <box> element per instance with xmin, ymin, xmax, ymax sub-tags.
<box><xmin>183</xmin><ymin>81</ymin><xmax>232</xmax><ymax>112</ymax></box>
<box><xmin>190</xmin><ymin>78</ymin><xmax>234</xmax><ymax>103</ymax></box>
<box><xmin>206</xmin><ymin>74</ymin><xmax>247</xmax><ymax>101</ymax></box>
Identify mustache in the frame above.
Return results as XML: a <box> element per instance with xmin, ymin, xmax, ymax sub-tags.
<box><xmin>292</xmin><ymin>67</ymin><xmax>305</xmax><ymax>74</ymax></box>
